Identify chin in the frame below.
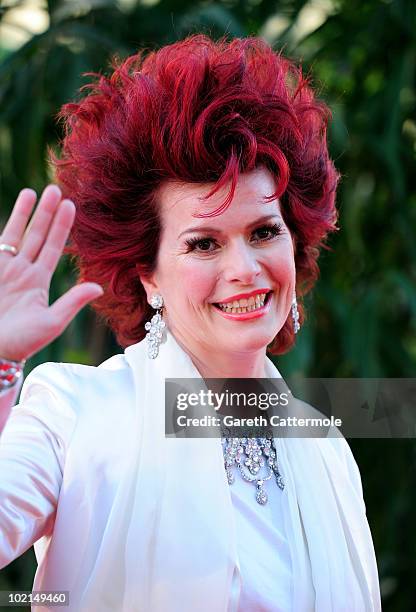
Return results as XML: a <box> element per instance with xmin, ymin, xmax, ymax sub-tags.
<box><xmin>226</xmin><ymin>331</ymin><xmax>275</xmax><ymax>354</ymax></box>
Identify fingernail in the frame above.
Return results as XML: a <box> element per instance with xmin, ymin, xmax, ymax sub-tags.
<box><xmin>46</xmin><ymin>184</ymin><xmax>62</xmax><ymax>197</ymax></box>
<box><xmin>20</xmin><ymin>188</ymin><xmax>37</xmax><ymax>198</ymax></box>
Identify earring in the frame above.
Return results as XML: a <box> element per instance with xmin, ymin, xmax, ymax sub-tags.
<box><xmin>145</xmin><ymin>294</ymin><xmax>166</xmax><ymax>359</ymax></box>
<box><xmin>291</xmin><ymin>295</ymin><xmax>300</xmax><ymax>334</ymax></box>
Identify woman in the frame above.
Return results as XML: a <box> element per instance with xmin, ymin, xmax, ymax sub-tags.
<box><xmin>0</xmin><ymin>35</ymin><xmax>381</xmax><ymax>611</ymax></box>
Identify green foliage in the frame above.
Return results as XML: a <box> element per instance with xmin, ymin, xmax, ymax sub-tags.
<box><xmin>1</xmin><ymin>0</ymin><xmax>415</xmax><ymax>609</ymax></box>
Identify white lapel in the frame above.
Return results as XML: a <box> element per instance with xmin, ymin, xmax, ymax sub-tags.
<box><xmin>123</xmin><ymin>331</ymin><xmax>240</xmax><ymax>612</ymax></box>
<box><xmin>266</xmin><ymin>356</ymin><xmax>381</xmax><ymax>611</ymax></box>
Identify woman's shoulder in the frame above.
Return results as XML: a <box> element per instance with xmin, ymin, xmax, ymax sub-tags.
<box><xmin>15</xmin><ymin>352</ymin><xmax>136</xmax><ymax>435</ymax></box>
<box><xmin>22</xmin><ymin>352</ymin><xmax>132</xmax><ymax>393</ymax></box>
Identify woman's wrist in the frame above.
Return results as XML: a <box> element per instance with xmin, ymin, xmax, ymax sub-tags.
<box><xmin>0</xmin><ymin>357</ymin><xmax>26</xmax><ymax>392</ymax></box>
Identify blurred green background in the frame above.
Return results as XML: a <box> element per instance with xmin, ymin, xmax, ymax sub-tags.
<box><xmin>0</xmin><ymin>0</ymin><xmax>415</xmax><ymax>610</ymax></box>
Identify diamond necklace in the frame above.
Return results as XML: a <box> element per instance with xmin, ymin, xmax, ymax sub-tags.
<box><xmin>221</xmin><ymin>436</ymin><xmax>285</xmax><ymax>505</ymax></box>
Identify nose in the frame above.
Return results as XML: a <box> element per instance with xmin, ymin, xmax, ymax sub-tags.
<box><xmin>222</xmin><ymin>239</ymin><xmax>262</xmax><ymax>285</ymax></box>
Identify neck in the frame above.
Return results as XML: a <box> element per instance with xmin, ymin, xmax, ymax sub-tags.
<box><xmin>171</xmin><ymin>331</ymin><xmax>267</xmax><ymax>379</ymax></box>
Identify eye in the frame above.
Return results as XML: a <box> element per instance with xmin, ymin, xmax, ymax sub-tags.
<box><xmin>251</xmin><ymin>223</ymin><xmax>284</xmax><ymax>242</ymax></box>
<box><xmin>185</xmin><ymin>237</ymin><xmax>218</xmax><ymax>253</ymax></box>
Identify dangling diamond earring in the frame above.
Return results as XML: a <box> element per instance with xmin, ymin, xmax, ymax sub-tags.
<box><xmin>291</xmin><ymin>294</ymin><xmax>300</xmax><ymax>334</ymax></box>
<box><xmin>145</xmin><ymin>294</ymin><xmax>166</xmax><ymax>359</ymax></box>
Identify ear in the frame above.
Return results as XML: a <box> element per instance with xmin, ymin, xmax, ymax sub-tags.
<box><xmin>138</xmin><ymin>272</ymin><xmax>161</xmax><ymax>305</ymax></box>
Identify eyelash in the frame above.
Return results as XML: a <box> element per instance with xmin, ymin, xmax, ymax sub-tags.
<box><xmin>185</xmin><ymin>223</ymin><xmax>284</xmax><ymax>253</ymax></box>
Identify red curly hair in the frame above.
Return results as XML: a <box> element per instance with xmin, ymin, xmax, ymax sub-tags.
<box><xmin>51</xmin><ymin>33</ymin><xmax>339</xmax><ymax>354</ymax></box>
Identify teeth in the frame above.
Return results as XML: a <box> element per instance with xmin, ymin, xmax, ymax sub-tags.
<box><xmin>216</xmin><ymin>292</ymin><xmax>269</xmax><ymax>313</ymax></box>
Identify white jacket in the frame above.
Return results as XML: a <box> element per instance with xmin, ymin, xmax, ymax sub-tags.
<box><xmin>0</xmin><ymin>331</ymin><xmax>381</xmax><ymax>611</ymax></box>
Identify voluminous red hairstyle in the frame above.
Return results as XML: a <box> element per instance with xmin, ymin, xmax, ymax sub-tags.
<box><xmin>51</xmin><ymin>33</ymin><xmax>339</xmax><ymax>354</ymax></box>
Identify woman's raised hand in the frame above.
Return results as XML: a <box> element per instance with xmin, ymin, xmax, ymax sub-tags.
<box><xmin>0</xmin><ymin>185</ymin><xmax>103</xmax><ymax>362</ymax></box>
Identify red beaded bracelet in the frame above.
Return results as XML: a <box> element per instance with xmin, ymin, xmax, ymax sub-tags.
<box><xmin>0</xmin><ymin>358</ymin><xmax>26</xmax><ymax>392</ymax></box>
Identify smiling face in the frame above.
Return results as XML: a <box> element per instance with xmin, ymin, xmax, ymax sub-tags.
<box><xmin>140</xmin><ymin>166</ymin><xmax>296</xmax><ymax>368</ymax></box>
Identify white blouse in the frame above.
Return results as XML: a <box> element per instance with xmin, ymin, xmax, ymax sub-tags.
<box><xmin>227</xmin><ymin>446</ymin><xmax>315</xmax><ymax>611</ymax></box>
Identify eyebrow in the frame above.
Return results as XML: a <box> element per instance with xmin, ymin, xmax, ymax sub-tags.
<box><xmin>177</xmin><ymin>214</ymin><xmax>282</xmax><ymax>239</ymax></box>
